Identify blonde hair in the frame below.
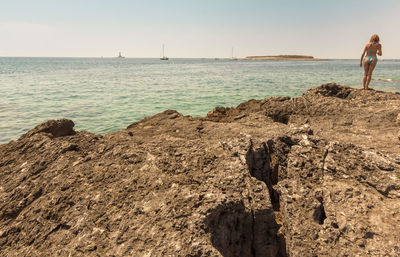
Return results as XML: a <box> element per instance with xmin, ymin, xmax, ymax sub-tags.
<box><xmin>370</xmin><ymin>34</ymin><xmax>380</xmax><ymax>43</ymax></box>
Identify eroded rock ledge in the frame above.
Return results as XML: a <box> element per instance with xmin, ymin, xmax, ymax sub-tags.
<box><xmin>1</xmin><ymin>83</ymin><xmax>399</xmax><ymax>256</ymax></box>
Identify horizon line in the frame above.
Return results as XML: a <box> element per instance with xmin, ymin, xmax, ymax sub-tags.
<box><xmin>1</xmin><ymin>56</ymin><xmax>399</xmax><ymax>60</ymax></box>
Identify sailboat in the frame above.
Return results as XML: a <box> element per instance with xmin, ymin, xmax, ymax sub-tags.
<box><xmin>117</xmin><ymin>52</ymin><xmax>125</xmax><ymax>58</ymax></box>
<box><xmin>160</xmin><ymin>44</ymin><xmax>169</xmax><ymax>60</ymax></box>
<box><xmin>231</xmin><ymin>47</ymin><xmax>238</xmax><ymax>60</ymax></box>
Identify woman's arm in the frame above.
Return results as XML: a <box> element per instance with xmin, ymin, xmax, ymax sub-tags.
<box><xmin>360</xmin><ymin>45</ymin><xmax>367</xmax><ymax>67</ymax></box>
<box><xmin>377</xmin><ymin>44</ymin><xmax>382</xmax><ymax>56</ymax></box>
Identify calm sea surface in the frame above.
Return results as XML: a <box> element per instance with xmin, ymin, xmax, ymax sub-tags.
<box><xmin>1</xmin><ymin>57</ymin><xmax>399</xmax><ymax>144</ymax></box>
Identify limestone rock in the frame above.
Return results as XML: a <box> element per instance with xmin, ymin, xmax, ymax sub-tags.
<box><xmin>396</xmin><ymin>113</ymin><xmax>400</xmax><ymax>126</ymax></box>
<box><xmin>20</xmin><ymin>119</ymin><xmax>75</xmax><ymax>139</ymax></box>
<box><xmin>1</xmin><ymin>84</ymin><xmax>399</xmax><ymax>256</ymax></box>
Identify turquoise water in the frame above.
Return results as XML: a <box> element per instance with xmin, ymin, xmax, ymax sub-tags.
<box><xmin>1</xmin><ymin>57</ymin><xmax>399</xmax><ymax>144</ymax></box>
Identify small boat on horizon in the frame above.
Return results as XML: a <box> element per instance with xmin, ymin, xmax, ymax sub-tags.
<box><xmin>231</xmin><ymin>47</ymin><xmax>238</xmax><ymax>60</ymax></box>
<box><xmin>160</xmin><ymin>44</ymin><xmax>169</xmax><ymax>60</ymax></box>
<box><xmin>117</xmin><ymin>52</ymin><xmax>125</xmax><ymax>58</ymax></box>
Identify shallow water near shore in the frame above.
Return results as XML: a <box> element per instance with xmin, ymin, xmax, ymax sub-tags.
<box><xmin>1</xmin><ymin>57</ymin><xmax>399</xmax><ymax>143</ymax></box>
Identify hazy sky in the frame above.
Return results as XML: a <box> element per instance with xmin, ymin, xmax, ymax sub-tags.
<box><xmin>0</xmin><ymin>0</ymin><xmax>399</xmax><ymax>58</ymax></box>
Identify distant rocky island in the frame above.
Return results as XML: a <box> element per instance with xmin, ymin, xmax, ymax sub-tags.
<box><xmin>242</xmin><ymin>55</ymin><xmax>321</xmax><ymax>60</ymax></box>
<box><xmin>1</xmin><ymin>84</ymin><xmax>399</xmax><ymax>256</ymax></box>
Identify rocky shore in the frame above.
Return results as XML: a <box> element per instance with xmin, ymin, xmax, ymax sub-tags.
<box><xmin>1</xmin><ymin>83</ymin><xmax>399</xmax><ymax>256</ymax></box>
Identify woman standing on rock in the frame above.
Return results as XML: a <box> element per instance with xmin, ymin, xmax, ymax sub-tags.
<box><xmin>360</xmin><ymin>34</ymin><xmax>382</xmax><ymax>90</ymax></box>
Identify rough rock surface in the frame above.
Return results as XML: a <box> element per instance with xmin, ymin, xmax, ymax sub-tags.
<box><xmin>0</xmin><ymin>83</ymin><xmax>399</xmax><ymax>256</ymax></box>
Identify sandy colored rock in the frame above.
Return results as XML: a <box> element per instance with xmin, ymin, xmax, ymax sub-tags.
<box><xmin>396</xmin><ymin>113</ymin><xmax>400</xmax><ymax>126</ymax></box>
<box><xmin>1</xmin><ymin>83</ymin><xmax>399</xmax><ymax>256</ymax></box>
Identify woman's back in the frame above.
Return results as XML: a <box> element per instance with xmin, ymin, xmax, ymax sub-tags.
<box><xmin>365</xmin><ymin>42</ymin><xmax>381</xmax><ymax>57</ymax></box>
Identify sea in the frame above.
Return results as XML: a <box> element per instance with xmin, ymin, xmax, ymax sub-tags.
<box><xmin>1</xmin><ymin>57</ymin><xmax>399</xmax><ymax>144</ymax></box>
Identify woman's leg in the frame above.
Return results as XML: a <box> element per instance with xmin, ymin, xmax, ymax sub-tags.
<box><xmin>363</xmin><ymin>58</ymin><xmax>370</xmax><ymax>90</ymax></box>
<box><xmin>365</xmin><ymin>60</ymin><xmax>377</xmax><ymax>89</ymax></box>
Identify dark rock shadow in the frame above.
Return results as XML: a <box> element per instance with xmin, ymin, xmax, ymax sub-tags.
<box><xmin>314</xmin><ymin>83</ymin><xmax>352</xmax><ymax>99</ymax></box>
<box><xmin>268</xmin><ymin>111</ymin><xmax>290</xmax><ymax>124</ymax></box>
<box><xmin>205</xmin><ymin>137</ymin><xmax>295</xmax><ymax>254</ymax></box>
<box><xmin>206</xmin><ymin>138</ymin><xmax>292</xmax><ymax>256</ymax></box>
<box><xmin>244</xmin><ymin>139</ymin><xmax>292</xmax><ymax>257</ymax></box>
<box><xmin>246</xmin><ymin>142</ymin><xmax>277</xmax><ymax>209</ymax></box>
<box><xmin>205</xmin><ymin>201</ymin><xmax>280</xmax><ymax>257</ymax></box>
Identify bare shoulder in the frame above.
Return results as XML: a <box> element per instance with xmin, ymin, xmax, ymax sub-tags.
<box><xmin>378</xmin><ymin>43</ymin><xmax>382</xmax><ymax>49</ymax></box>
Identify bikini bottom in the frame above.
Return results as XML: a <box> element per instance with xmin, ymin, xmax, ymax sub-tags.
<box><xmin>366</xmin><ymin>56</ymin><xmax>377</xmax><ymax>64</ymax></box>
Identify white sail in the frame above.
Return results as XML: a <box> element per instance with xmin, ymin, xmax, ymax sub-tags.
<box><xmin>160</xmin><ymin>44</ymin><xmax>168</xmax><ymax>60</ymax></box>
